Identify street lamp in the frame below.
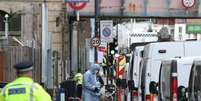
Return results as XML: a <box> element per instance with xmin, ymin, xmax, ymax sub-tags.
<box><xmin>4</xmin><ymin>14</ymin><xmax>9</xmax><ymax>38</ymax></box>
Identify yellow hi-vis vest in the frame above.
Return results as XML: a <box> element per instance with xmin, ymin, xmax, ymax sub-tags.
<box><xmin>0</xmin><ymin>77</ymin><xmax>52</xmax><ymax>101</ymax></box>
<box><xmin>101</xmin><ymin>57</ymin><xmax>107</xmax><ymax>67</ymax></box>
<box><xmin>74</xmin><ymin>73</ymin><xmax>83</xmax><ymax>85</ymax></box>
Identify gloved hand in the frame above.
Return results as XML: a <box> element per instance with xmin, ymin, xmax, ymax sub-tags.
<box><xmin>93</xmin><ymin>87</ymin><xmax>100</xmax><ymax>93</ymax></box>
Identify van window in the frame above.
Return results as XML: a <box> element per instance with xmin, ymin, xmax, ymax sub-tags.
<box><xmin>160</xmin><ymin>62</ymin><xmax>171</xmax><ymax>100</ymax></box>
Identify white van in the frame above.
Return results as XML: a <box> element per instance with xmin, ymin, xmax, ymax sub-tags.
<box><xmin>188</xmin><ymin>58</ymin><xmax>201</xmax><ymax>101</ymax></box>
<box><xmin>159</xmin><ymin>57</ymin><xmax>201</xmax><ymax>101</ymax></box>
<box><xmin>138</xmin><ymin>41</ymin><xmax>201</xmax><ymax>101</ymax></box>
<box><xmin>127</xmin><ymin>46</ymin><xmax>144</xmax><ymax>101</ymax></box>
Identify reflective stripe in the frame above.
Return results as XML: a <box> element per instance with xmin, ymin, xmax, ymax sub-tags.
<box><xmin>7</xmin><ymin>84</ymin><xmax>33</xmax><ymax>88</ymax></box>
<box><xmin>30</xmin><ymin>83</ymin><xmax>35</xmax><ymax>101</ymax></box>
<box><xmin>172</xmin><ymin>73</ymin><xmax>177</xmax><ymax>77</ymax></box>
<box><xmin>2</xmin><ymin>83</ymin><xmax>35</xmax><ymax>101</ymax></box>
<box><xmin>2</xmin><ymin>87</ymin><xmax>6</xmax><ymax>97</ymax></box>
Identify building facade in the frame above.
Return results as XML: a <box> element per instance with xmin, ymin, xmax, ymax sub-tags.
<box><xmin>0</xmin><ymin>0</ymin><xmax>69</xmax><ymax>88</ymax></box>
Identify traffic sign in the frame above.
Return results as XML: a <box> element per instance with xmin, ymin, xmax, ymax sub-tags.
<box><xmin>65</xmin><ymin>0</ymin><xmax>88</xmax><ymax>10</ymax></box>
<box><xmin>65</xmin><ymin>0</ymin><xmax>89</xmax><ymax>2</ymax></box>
<box><xmin>100</xmin><ymin>20</ymin><xmax>113</xmax><ymax>42</ymax></box>
<box><xmin>90</xmin><ymin>37</ymin><xmax>101</xmax><ymax>47</ymax></box>
<box><xmin>103</xmin><ymin>27</ymin><xmax>111</xmax><ymax>37</ymax></box>
<box><xmin>67</xmin><ymin>2</ymin><xmax>87</xmax><ymax>10</ymax></box>
<box><xmin>182</xmin><ymin>0</ymin><xmax>195</xmax><ymax>8</ymax></box>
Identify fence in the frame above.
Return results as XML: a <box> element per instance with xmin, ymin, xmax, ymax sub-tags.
<box><xmin>0</xmin><ymin>46</ymin><xmax>41</xmax><ymax>82</ymax></box>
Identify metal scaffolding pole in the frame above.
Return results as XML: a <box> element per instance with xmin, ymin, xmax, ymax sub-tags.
<box><xmin>94</xmin><ymin>0</ymin><xmax>100</xmax><ymax>62</ymax></box>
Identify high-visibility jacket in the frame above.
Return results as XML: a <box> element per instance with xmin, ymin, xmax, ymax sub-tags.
<box><xmin>74</xmin><ymin>73</ymin><xmax>83</xmax><ymax>85</ymax></box>
<box><xmin>0</xmin><ymin>77</ymin><xmax>52</xmax><ymax>101</ymax></box>
<box><xmin>101</xmin><ymin>57</ymin><xmax>107</xmax><ymax>67</ymax></box>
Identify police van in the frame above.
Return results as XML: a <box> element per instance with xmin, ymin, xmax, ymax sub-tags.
<box><xmin>188</xmin><ymin>58</ymin><xmax>201</xmax><ymax>101</ymax></box>
<box><xmin>138</xmin><ymin>40</ymin><xmax>201</xmax><ymax>101</ymax></box>
<box><xmin>159</xmin><ymin>56</ymin><xmax>201</xmax><ymax>101</ymax></box>
<box><xmin>127</xmin><ymin>46</ymin><xmax>144</xmax><ymax>101</ymax></box>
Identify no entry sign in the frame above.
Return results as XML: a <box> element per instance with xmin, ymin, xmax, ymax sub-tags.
<box><xmin>182</xmin><ymin>0</ymin><xmax>195</xmax><ymax>8</ymax></box>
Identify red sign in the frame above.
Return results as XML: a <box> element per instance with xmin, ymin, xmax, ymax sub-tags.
<box><xmin>67</xmin><ymin>2</ymin><xmax>87</xmax><ymax>10</ymax></box>
<box><xmin>182</xmin><ymin>0</ymin><xmax>195</xmax><ymax>8</ymax></box>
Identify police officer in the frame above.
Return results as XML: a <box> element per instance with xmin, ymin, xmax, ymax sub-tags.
<box><xmin>74</xmin><ymin>68</ymin><xmax>83</xmax><ymax>99</ymax></box>
<box><xmin>0</xmin><ymin>61</ymin><xmax>52</xmax><ymax>101</ymax></box>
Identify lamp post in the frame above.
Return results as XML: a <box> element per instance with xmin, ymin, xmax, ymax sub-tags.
<box><xmin>4</xmin><ymin>14</ymin><xmax>9</xmax><ymax>38</ymax></box>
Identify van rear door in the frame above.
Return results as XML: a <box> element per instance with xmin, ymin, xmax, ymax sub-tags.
<box><xmin>159</xmin><ymin>60</ymin><xmax>171</xmax><ymax>100</ymax></box>
<box><xmin>188</xmin><ymin>60</ymin><xmax>201</xmax><ymax>101</ymax></box>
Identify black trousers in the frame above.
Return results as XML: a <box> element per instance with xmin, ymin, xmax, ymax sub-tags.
<box><xmin>76</xmin><ymin>84</ymin><xmax>82</xmax><ymax>98</ymax></box>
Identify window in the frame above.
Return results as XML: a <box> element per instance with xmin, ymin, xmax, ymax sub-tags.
<box><xmin>0</xmin><ymin>10</ymin><xmax>21</xmax><ymax>36</ymax></box>
<box><xmin>8</xmin><ymin>13</ymin><xmax>21</xmax><ymax>31</ymax></box>
<box><xmin>0</xmin><ymin>10</ymin><xmax>6</xmax><ymax>31</ymax></box>
<box><xmin>179</xmin><ymin>27</ymin><xmax>182</xmax><ymax>33</ymax></box>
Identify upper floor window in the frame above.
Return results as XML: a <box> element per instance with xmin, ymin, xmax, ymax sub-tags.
<box><xmin>0</xmin><ymin>10</ymin><xmax>21</xmax><ymax>34</ymax></box>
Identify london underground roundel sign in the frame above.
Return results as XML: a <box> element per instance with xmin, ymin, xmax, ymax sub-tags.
<box><xmin>182</xmin><ymin>0</ymin><xmax>195</xmax><ymax>8</ymax></box>
<box><xmin>68</xmin><ymin>2</ymin><xmax>87</xmax><ymax>10</ymax></box>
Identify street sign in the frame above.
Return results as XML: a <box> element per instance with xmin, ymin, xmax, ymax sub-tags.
<box><xmin>182</xmin><ymin>0</ymin><xmax>195</xmax><ymax>8</ymax></box>
<box><xmin>100</xmin><ymin>20</ymin><xmax>113</xmax><ymax>42</ymax></box>
<box><xmin>65</xmin><ymin>0</ymin><xmax>88</xmax><ymax>10</ymax></box>
<box><xmin>186</xmin><ymin>25</ymin><xmax>201</xmax><ymax>34</ymax></box>
<box><xmin>67</xmin><ymin>2</ymin><xmax>87</xmax><ymax>10</ymax></box>
<box><xmin>90</xmin><ymin>37</ymin><xmax>101</xmax><ymax>47</ymax></box>
<box><xmin>65</xmin><ymin>0</ymin><xmax>89</xmax><ymax>2</ymax></box>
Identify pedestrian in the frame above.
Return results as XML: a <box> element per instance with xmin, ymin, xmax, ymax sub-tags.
<box><xmin>101</xmin><ymin>53</ymin><xmax>107</xmax><ymax>76</ymax></box>
<box><xmin>83</xmin><ymin>63</ymin><xmax>101</xmax><ymax>101</ymax></box>
<box><xmin>74</xmin><ymin>68</ymin><xmax>83</xmax><ymax>99</ymax></box>
<box><xmin>0</xmin><ymin>61</ymin><xmax>52</xmax><ymax>101</ymax></box>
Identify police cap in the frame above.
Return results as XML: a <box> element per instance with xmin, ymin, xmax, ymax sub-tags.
<box><xmin>14</xmin><ymin>61</ymin><xmax>33</xmax><ymax>72</ymax></box>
